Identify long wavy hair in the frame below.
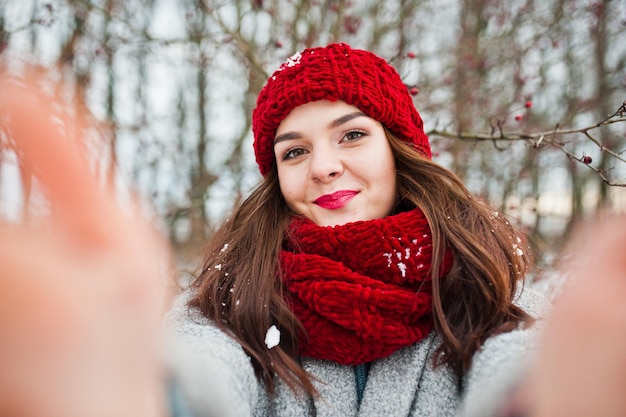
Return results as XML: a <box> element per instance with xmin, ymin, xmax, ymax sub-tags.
<box><xmin>188</xmin><ymin>129</ymin><xmax>534</xmax><ymax>396</ymax></box>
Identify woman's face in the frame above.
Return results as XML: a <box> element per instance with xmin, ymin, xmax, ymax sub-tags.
<box><xmin>274</xmin><ymin>100</ymin><xmax>397</xmax><ymax>227</ymax></box>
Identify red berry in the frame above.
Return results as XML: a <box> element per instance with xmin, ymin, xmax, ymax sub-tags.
<box><xmin>409</xmin><ymin>87</ymin><xmax>419</xmax><ymax>96</ymax></box>
<box><xmin>342</xmin><ymin>16</ymin><xmax>361</xmax><ymax>34</ymax></box>
<box><xmin>525</xmin><ymin>100</ymin><xmax>532</xmax><ymax>108</ymax></box>
<box><xmin>582</xmin><ymin>155</ymin><xmax>592</xmax><ymax>164</ymax></box>
<box><xmin>515</xmin><ymin>115</ymin><xmax>523</xmax><ymax>121</ymax></box>
<box><xmin>407</xmin><ymin>51</ymin><xmax>416</xmax><ymax>58</ymax></box>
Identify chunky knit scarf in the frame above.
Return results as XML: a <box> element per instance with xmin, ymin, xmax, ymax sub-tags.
<box><xmin>281</xmin><ymin>208</ymin><xmax>453</xmax><ymax>365</ymax></box>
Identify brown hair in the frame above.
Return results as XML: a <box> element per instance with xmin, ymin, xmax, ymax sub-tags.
<box><xmin>188</xmin><ymin>129</ymin><xmax>533</xmax><ymax>396</ymax></box>
<box><xmin>386</xmin><ymin>130</ymin><xmax>534</xmax><ymax>376</ymax></box>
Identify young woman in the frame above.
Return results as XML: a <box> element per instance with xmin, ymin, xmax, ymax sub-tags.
<box><xmin>4</xmin><ymin>48</ymin><xmax>626</xmax><ymax>417</ymax></box>
<box><xmin>169</xmin><ymin>42</ymin><xmax>548</xmax><ymax>417</ymax></box>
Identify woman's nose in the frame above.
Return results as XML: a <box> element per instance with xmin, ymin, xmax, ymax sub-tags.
<box><xmin>309</xmin><ymin>146</ymin><xmax>343</xmax><ymax>183</ymax></box>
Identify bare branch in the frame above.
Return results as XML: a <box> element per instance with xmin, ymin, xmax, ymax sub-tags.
<box><xmin>428</xmin><ymin>104</ymin><xmax>626</xmax><ymax>186</ymax></box>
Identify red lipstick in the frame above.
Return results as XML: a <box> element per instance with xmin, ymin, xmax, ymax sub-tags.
<box><xmin>314</xmin><ymin>190</ymin><xmax>359</xmax><ymax>209</ymax></box>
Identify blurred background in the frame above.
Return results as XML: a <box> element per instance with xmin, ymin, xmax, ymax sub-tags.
<box><xmin>0</xmin><ymin>0</ymin><xmax>625</xmax><ymax>270</ymax></box>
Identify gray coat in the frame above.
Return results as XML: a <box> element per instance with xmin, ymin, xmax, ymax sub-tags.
<box><xmin>165</xmin><ymin>287</ymin><xmax>548</xmax><ymax>417</ymax></box>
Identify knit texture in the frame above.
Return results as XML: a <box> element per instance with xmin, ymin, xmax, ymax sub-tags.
<box><xmin>281</xmin><ymin>208</ymin><xmax>453</xmax><ymax>365</ymax></box>
<box><xmin>252</xmin><ymin>42</ymin><xmax>431</xmax><ymax>176</ymax></box>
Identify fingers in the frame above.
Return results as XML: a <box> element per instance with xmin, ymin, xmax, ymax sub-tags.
<box><xmin>0</xmin><ymin>68</ymin><xmax>175</xmax><ymax>314</ymax></box>
<box><xmin>0</xmin><ymin>71</ymin><xmax>121</xmax><ymax>248</ymax></box>
<box><xmin>0</xmin><ymin>69</ymin><xmax>175</xmax><ymax>291</ymax></box>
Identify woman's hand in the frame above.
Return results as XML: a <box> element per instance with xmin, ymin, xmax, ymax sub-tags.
<box><xmin>0</xmin><ymin>72</ymin><xmax>174</xmax><ymax>417</ymax></box>
<box><xmin>523</xmin><ymin>215</ymin><xmax>626</xmax><ymax>417</ymax></box>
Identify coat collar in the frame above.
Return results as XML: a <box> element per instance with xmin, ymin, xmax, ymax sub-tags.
<box><xmin>301</xmin><ymin>332</ymin><xmax>460</xmax><ymax>417</ymax></box>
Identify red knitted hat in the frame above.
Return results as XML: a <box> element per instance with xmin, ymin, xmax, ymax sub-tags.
<box><xmin>252</xmin><ymin>42</ymin><xmax>431</xmax><ymax>176</ymax></box>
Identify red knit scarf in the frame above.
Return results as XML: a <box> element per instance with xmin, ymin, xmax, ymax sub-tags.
<box><xmin>281</xmin><ymin>208</ymin><xmax>453</xmax><ymax>365</ymax></box>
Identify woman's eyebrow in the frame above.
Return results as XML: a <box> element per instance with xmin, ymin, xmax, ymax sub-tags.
<box><xmin>328</xmin><ymin>111</ymin><xmax>368</xmax><ymax>129</ymax></box>
<box><xmin>274</xmin><ymin>111</ymin><xmax>368</xmax><ymax>145</ymax></box>
<box><xmin>274</xmin><ymin>131</ymin><xmax>302</xmax><ymax>145</ymax></box>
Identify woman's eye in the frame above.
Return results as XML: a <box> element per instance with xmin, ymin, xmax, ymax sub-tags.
<box><xmin>282</xmin><ymin>147</ymin><xmax>307</xmax><ymax>160</ymax></box>
<box><xmin>342</xmin><ymin>130</ymin><xmax>366</xmax><ymax>142</ymax></box>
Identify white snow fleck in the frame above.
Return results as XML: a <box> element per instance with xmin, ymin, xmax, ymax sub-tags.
<box><xmin>516</xmin><ymin>248</ymin><xmax>524</xmax><ymax>256</ymax></box>
<box><xmin>383</xmin><ymin>253</ymin><xmax>392</xmax><ymax>267</ymax></box>
<box><xmin>265</xmin><ymin>325</ymin><xmax>280</xmax><ymax>349</ymax></box>
<box><xmin>214</xmin><ymin>264</ymin><xmax>222</xmax><ymax>270</ymax></box>
<box><xmin>397</xmin><ymin>262</ymin><xmax>407</xmax><ymax>277</ymax></box>
<box><xmin>283</xmin><ymin>52</ymin><xmax>302</xmax><ymax>68</ymax></box>
<box><xmin>405</xmin><ymin>248</ymin><xmax>410</xmax><ymax>259</ymax></box>
<box><xmin>220</xmin><ymin>243</ymin><xmax>230</xmax><ymax>253</ymax></box>
<box><xmin>235</xmin><ymin>299</ymin><xmax>240</xmax><ymax>306</ymax></box>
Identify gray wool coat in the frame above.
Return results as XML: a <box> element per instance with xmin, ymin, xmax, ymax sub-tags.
<box><xmin>165</xmin><ymin>287</ymin><xmax>549</xmax><ymax>417</ymax></box>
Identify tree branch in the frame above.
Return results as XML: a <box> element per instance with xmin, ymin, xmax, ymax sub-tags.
<box><xmin>428</xmin><ymin>102</ymin><xmax>626</xmax><ymax>186</ymax></box>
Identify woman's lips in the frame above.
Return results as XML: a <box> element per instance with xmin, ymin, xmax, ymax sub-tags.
<box><xmin>314</xmin><ymin>190</ymin><xmax>359</xmax><ymax>209</ymax></box>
